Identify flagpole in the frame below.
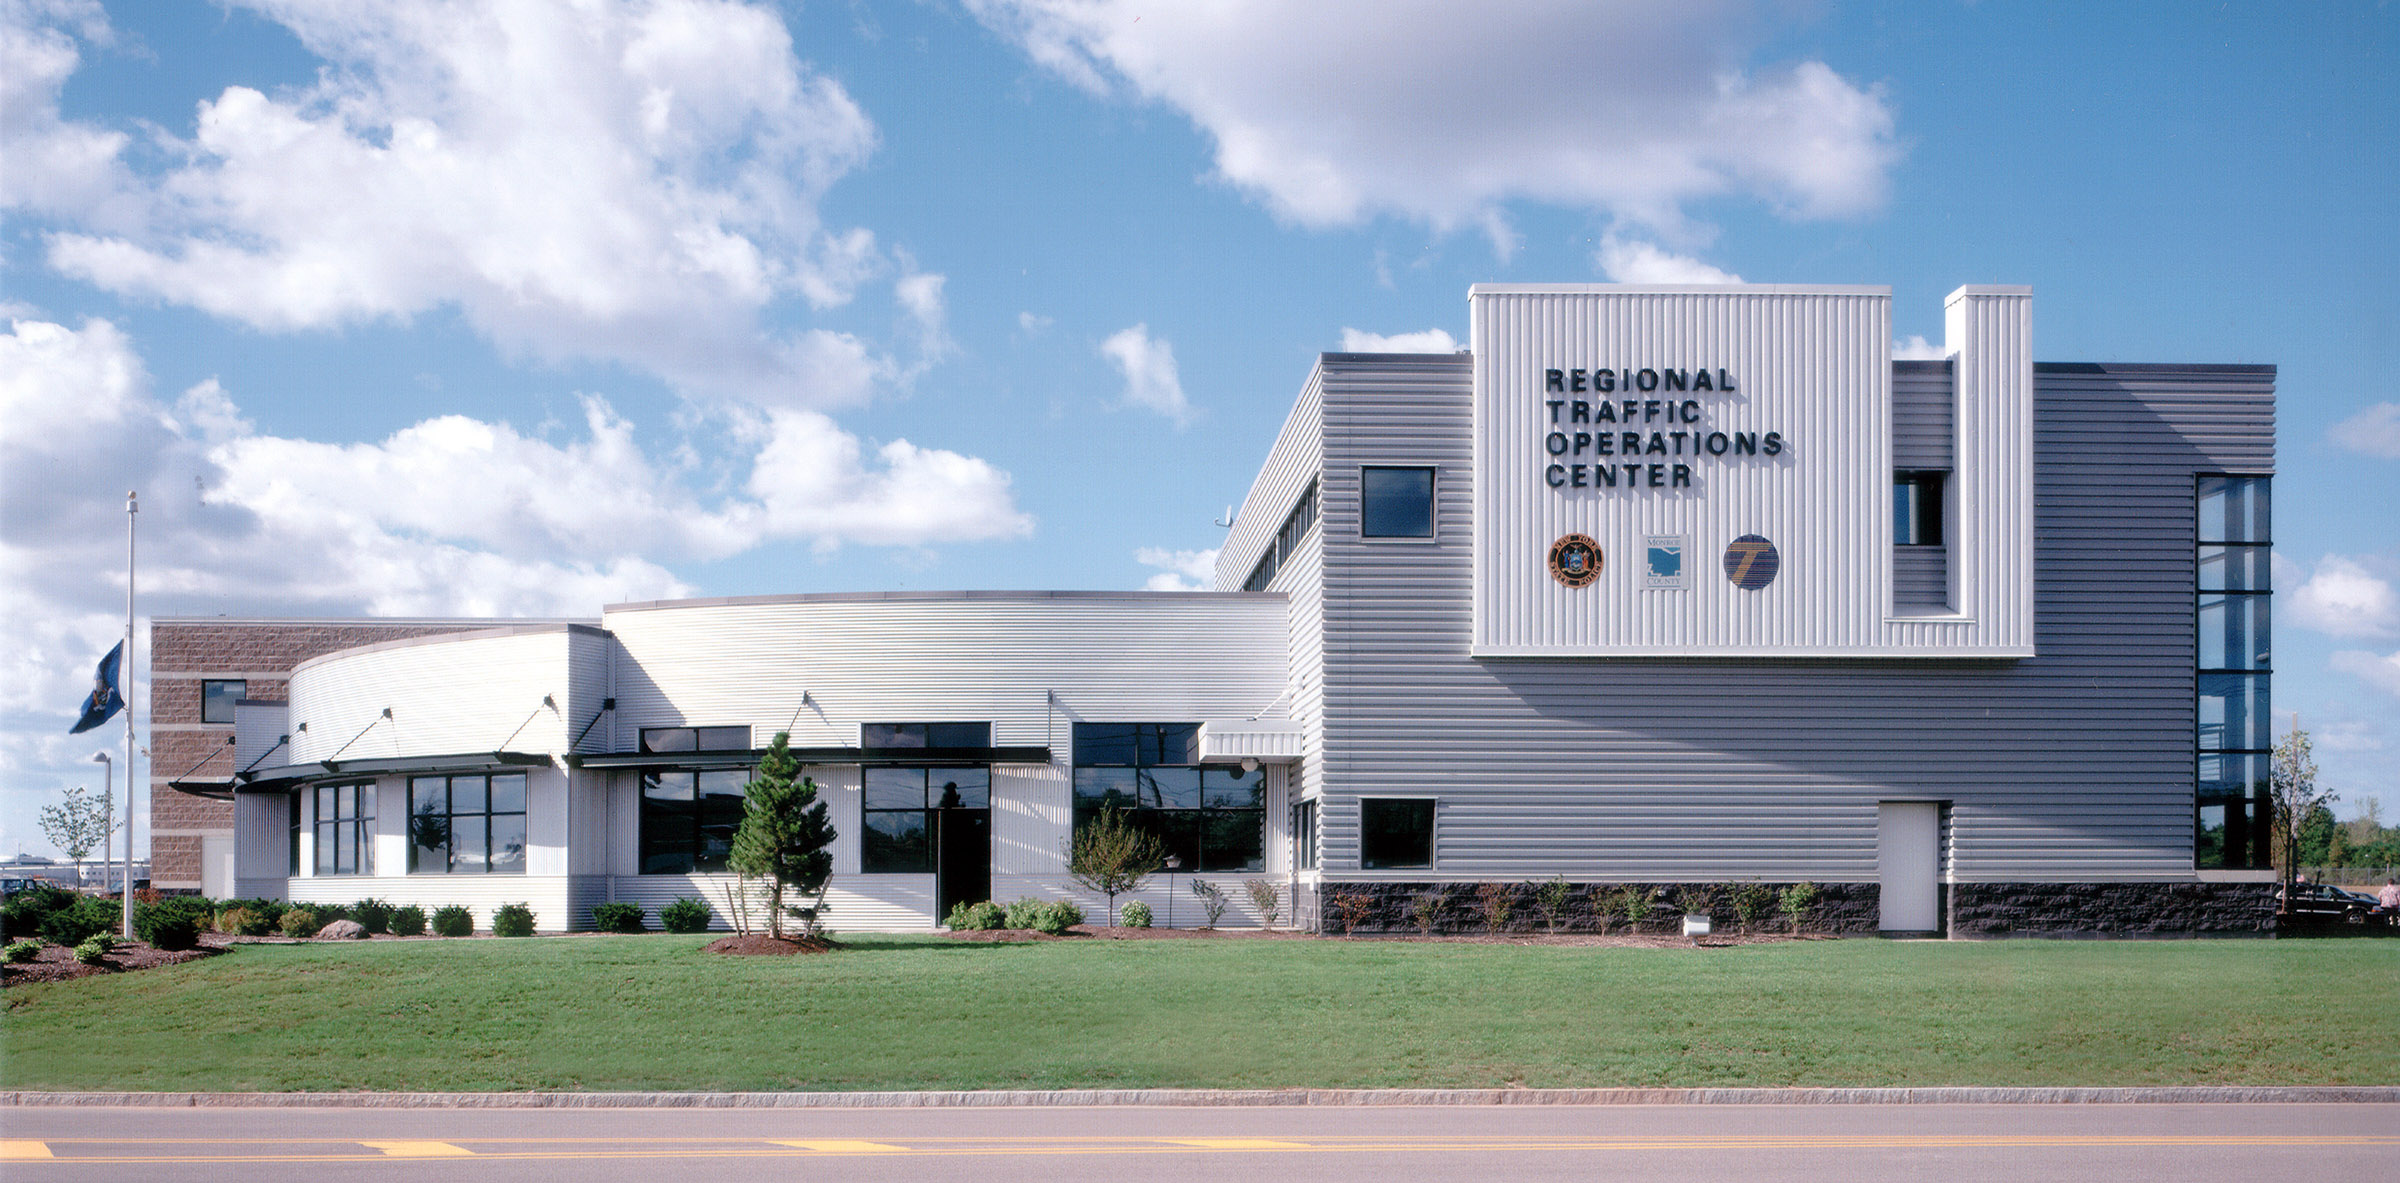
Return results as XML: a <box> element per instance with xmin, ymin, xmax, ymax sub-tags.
<box><xmin>123</xmin><ymin>491</ymin><xmax>137</xmax><ymax>941</ymax></box>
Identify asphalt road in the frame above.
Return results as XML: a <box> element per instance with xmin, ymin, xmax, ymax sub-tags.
<box><xmin>5</xmin><ymin>1102</ymin><xmax>2394</xmax><ymax>1182</ymax></box>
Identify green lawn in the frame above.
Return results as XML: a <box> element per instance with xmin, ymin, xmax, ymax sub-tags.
<box><xmin>5</xmin><ymin>936</ymin><xmax>2394</xmax><ymax>1092</ymax></box>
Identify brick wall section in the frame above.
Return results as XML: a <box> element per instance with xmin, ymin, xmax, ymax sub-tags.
<box><xmin>147</xmin><ymin>619</ymin><xmax>511</xmax><ymax>888</ymax></box>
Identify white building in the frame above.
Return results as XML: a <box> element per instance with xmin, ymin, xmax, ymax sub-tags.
<box><xmin>160</xmin><ymin>285</ymin><xmax>2277</xmax><ymax>936</ymax></box>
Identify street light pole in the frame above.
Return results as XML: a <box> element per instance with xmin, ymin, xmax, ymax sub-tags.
<box><xmin>93</xmin><ymin>752</ymin><xmax>112</xmax><ymax>901</ymax></box>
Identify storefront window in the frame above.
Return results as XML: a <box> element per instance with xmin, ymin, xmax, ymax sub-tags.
<box><xmin>408</xmin><ymin>773</ymin><xmax>527</xmax><ymax>874</ymax></box>
<box><xmin>1072</xmin><ymin>723</ymin><xmax>1263</xmax><ymax>872</ymax></box>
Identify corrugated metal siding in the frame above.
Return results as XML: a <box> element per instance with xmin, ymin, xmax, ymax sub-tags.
<box><xmin>1215</xmin><ymin>371</ymin><xmax>1323</xmax><ymax>591</ymax></box>
<box><xmin>233</xmin><ymin>701</ymin><xmax>289</xmax><ymax>771</ymax></box>
<box><xmin>288</xmin><ymin>627</ymin><xmax>590</xmax><ymax>763</ymax></box>
<box><xmin>1893</xmin><ymin>360</ymin><xmax>1954</xmax><ymax>469</ymax></box>
<box><xmin>1893</xmin><ymin>547</ymin><xmax>1950</xmax><ymax>611</ymax></box>
<box><xmin>1310</xmin><ymin>351</ymin><xmax>2271</xmax><ymax>883</ymax></box>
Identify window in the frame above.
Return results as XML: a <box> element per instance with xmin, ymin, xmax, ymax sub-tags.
<box><xmin>288</xmin><ymin>792</ymin><xmax>303</xmax><ymax>876</ymax></box>
<box><xmin>1893</xmin><ymin>472</ymin><xmax>1945</xmax><ymax>546</ymax></box>
<box><xmin>1360</xmin><ymin>798</ymin><xmax>1434</xmax><ymax>869</ymax></box>
<box><xmin>640</xmin><ymin>769</ymin><xmax>749</xmax><ymax>873</ymax></box>
<box><xmin>408</xmin><ymin>773</ymin><xmax>527</xmax><ymax>873</ymax></box>
<box><xmin>862</xmin><ymin>722</ymin><xmax>992</xmax><ymax>749</ymax></box>
<box><xmin>1360</xmin><ymin>466</ymin><xmax>1435</xmax><ymax>538</ymax></box>
<box><xmin>863</xmin><ymin>766</ymin><xmax>989</xmax><ymax>873</ymax></box>
<box><xmin>1072</xmin><ymin>723</ymin><xmax>1263</xmax><ymax>872</ymax></box>
<box><xmin>1243</xmin><ymin>480</ymin><xmax>1320</xmax><ymax>591</ymax></box>
<box><xmin>1292</xmin><ymin>798</ymin><xmax>1319</xmax><ymax>871</ymax></box>
<box><xmin>201</xmin><ymin>679</ymin><xmax>246</xmax><ymax>725</ymax></box>
<box><xmin>313</xmin><ymin>782</ymin><xmax>375</xmax><ymax>875</ymax></box>
<box><xmin>640</xmin><ymin>725</ymin><xmax>751</xmax><ymax>752</ymax></box>
<box><xmin>2195</xmin><ymin>475</ymin><xmax>2271</xmax><ymax>870</ymax></box>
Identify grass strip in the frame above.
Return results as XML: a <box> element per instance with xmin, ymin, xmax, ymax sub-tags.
<box><xmin>4</xmin><ymin>936</ymin><xmax>2393</xmax><ymax>1092</ymax></box>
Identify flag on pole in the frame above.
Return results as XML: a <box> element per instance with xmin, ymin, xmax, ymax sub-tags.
<box><xmin>69</xmin><ymin>641</ymin><xmax>125</xmax><ymax>734</ymax></box>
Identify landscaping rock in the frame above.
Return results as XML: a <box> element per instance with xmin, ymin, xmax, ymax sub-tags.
<box><xmin>318</xmin><ymin>919</ymin><xmax>368</xmax><ymax>940</ymax></box>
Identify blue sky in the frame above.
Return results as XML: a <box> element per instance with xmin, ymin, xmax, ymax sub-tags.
<box><xmin>3</xmin><ymin>0</ymin><xmax>2395</xmax><ymax>859</ymax></box>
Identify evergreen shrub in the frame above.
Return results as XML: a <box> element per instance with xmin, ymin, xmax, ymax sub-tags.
<box><xmin>945</xmin><ymin>900</ymin><xmax>1005</xmax><ymax>930</ymax></box>
<box><xmin>278</xmin><ymin>907</ymin><xmax>320</xmax><ymax>938</ymax></box>
<box><xmin>390</xmin><ymin>905</ymin><xmax>428</xmax><ymax>937</ymax></box>
<box><xmin>659</xmin><ymin>897</ymin><xmax>712</xmax><ymax>934</ymax></box>
<box><xmin>351</xmin><ymin>898</ymin><xmax>394</xmax><ymax>934</ymax></box>
<box><xmin>492</xmin><ymin>903</ymin><xmax>535</xmax><ymax>937</ymax></box>
<box><xmin>591</xmin><ymin>902</ymin><xmax>646</xmax><ymax>933</ymax></box>
<box><xmin>1032</xmin><ymin>899</ymin><xmax>1084</xmax><ymax>935</ymax></box>
<box><xmin>1003</xmin><ymin>898</ymin><xmax>1048</xmax><ymax>929</ymax></box>
<box><xmin>430</xmin><ymin>906</ymin><xmax>474</xmax><ymax>937</ymax></box>
<box><xmin>137</xmin><ymin>896</ymin><xmax>213</xmax><ymax>949</ymax></box>
<box><xmin>40</xmin><ymin>896</ymin><xmax>120</xmax><ymax>946</ymax></box>
<box><xmin>2</xmin><ymin>886</ymin><xmax>78</xmax><ymax>939</ymax></box>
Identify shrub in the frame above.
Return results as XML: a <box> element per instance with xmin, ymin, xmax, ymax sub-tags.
<box><xmin>1608</xmin><ymin>885</ymin><xmax>1656</xmax><ymax>933</ymax></box>
<box><xmin>74</xmin><ymin>934</ymin><xmax>114</xmax><ymax>964</ymax></box>
<box><xmin>137</xmin><ymin>896</ymin><xmax>213</xmax><ymax>949</ymax></box>
<box><xmin>659</xmin><ymin>897</ymin><xmax>712</xmax><ymax>934</ymax></box>
<box><xmin>1411</xmin><ymin>888</ymin><xmax>1449</xmax><ymax>936</ymax></box>
<box><xmin>1673</xmin><ymin>883</ymin><xmax>1718</xmax><ymax>921</ymax></box>
<box><xmin>945</xmin><ymin>900</ymin><xmax>1005</xmax><ymax>931</ymax></box>
<box><xmin>1003</xmin><ymin>897</ymin><xmax>1048</xmax><ymax>930</ymax></box>
<box><xmin>3</xmin><ymin>885</ymin><xmax>78</xmax><ymax>940</ymax></box>
<box><xmin>215</xmin><ymin>907</ymin><xmax>270</xmax><ymax>937</ymax></box>
<box><xmin>1779</xmin><ymin>881</ymin><xmax>1820</xmax><ymax>934</ymax></box>
<box><xmin>214</xmin><ymin>897</ymin><xmax>286</xmax><ymax>928</ymax></box>
<box><xmin>1243</xmin><ymin>879</ymin><xmax>1280</xmax><ymax>928</ymax></box>
<box><xmin>1474</xmin><ymin>882</ymin><xmax>1515</xmax><ymax>933</ymax></box>
<box><xmin>390</xmin><ymin>905</ymin><xmax>429</xmax><ymax>937</ymax></box>
<box><xmin>1330</xmin><ymin>891</ymin><xmax>1375</xmax><ymax>935</ymax></box>
<box><xmin>1731</xmin><ymin>881</ymin><xmax>1775</xmax><ymax>932</ymax></box>
<box><xmin>1031</xmin><ymin>899</ymin><xmax>1084</xmax><ymax>935</ymax></box>
<box><xmin>591</xmin><ymin>902</ymin><xmax>646</xmax><ymax>933</ymax></box>
<box><xmin>492</xmin><ymin>903</ymin><xmax>535</xmax><ymax>937</ymax></box>
<box><xmin>5</xmin><ymin>938</ymin><xmax>42</xmax><ymax>963</ymax></box>
<box><xmin>1067</xmin><ymin>806</ymin><xmax>1165</xmax><ymax>926</ymax></box>
<box><xmin>430</xmin><ymin>905</ymin><xmax>474</xmax><ymax>937</ymax></box>
<box><xmin>351</xmin><ymin>899</ymin><xmax>394</xmax><ymax>935</ymax></box>
<box><xmin>40</xmin><ymin>895</ymin><xmax>120</xmax><ymax>946</ymax></box>
<box><xmin>279</xmin><ymin>907</ymin><xmax>320</xmax><ymax>938</ymax></box>
<box><xmin>1119</xmin><ymin>900</ymin><xmax>1153</xmax><ymax>928</ymax></box>
<box><xmin>1188</xmin><ymin>879</ymin><xmax>1228</xmax><ymax>928</ymax></box>
<box><xmin>311</xmin><ymin>903</ymin><xmax>353</xmax><ymax>926</ymax></box>
<box><xmin>1534</xmin><ymin>876</ymin><xmax>1573</xmax><ymax>934</ymax></box>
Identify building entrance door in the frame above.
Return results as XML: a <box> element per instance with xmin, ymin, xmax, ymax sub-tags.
<box><xmin>1878</xmin><ymin>801</ymin><xmax>1943</xmax><ymax>934</ymax></box>
<box><xmin>935</xmin><ymin>807</ymin><xmax>990</xmax><ymax>920</ymax></box>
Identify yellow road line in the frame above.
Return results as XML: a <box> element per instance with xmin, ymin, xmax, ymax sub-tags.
<box><xmin>1161</xmin><ymin>1138</ymin><xmax>1315</xmax><ymax>1149</ymax></box>
<box><xmin>1</xmin><ymin>1140</ymin><xmax>55</xmax><ymax>1159</ymax></box>
<box><xmin>359</xmin><ymin>1141</ymin><xmax>475</xmax><ymax>1157</ymax></box>
<box><xmin>766</xmin><ymin>1139</ymin><xmax>906</xmax><ymax>1153</ymax></box>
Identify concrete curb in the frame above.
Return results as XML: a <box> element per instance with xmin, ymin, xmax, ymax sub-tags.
<box><xmin>7</xmin><ymin>1086</ymin><xmax>2396</xmax><ymax>1108</ymax></box>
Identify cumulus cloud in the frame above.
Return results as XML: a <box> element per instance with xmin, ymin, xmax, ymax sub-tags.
<box><xmin>0</xmin><ymin>314</ymin><xmax>1032</xmax><ymax>720</ymax></box>
<box><xmin>9</xmin><ymin>0</ymin><xmax>920</xmax><ymax>407</ymax></box>
<box><xmin>2329</xmin><ymin>402</ymin><xmax>2400</xmax><ymax>459</ymax></box>
<box><xmin>1135</xmin><ymin>547</ymin><xmax>1220</xmax><ymax>591</ymax></box>
<box><xmin>2278</xmin><ymin>553</ymin><xmax>2399</xmax><ymax>640</ymax></box>
<box><xmin>2332</xmin><ymin>650</ymin><xmax>2400</xmax><ymax>697</ymax></box>
<box><xmin>1894</xmin><ymin>335</ymin><xmax>1946</xmax><ymax>360</ymax></box>
<box><xmin>1339</xmin><ymin>327</ymin><xmax>1459</xmax><ymax>353</ymax></box>
<box><xmin>1595</xmin><ymin>234</ymin><xmax>1745</xmax><ymax>284</ymax></box>
<box><xmin>968</xmin><ymin>0</ymin><xmax>1898</xmax><ymax>248</ymax></box>
<box><xmin>1099</xmin><ymin>323</ymin><xmax>1192</xmax><ymax>426</ymax></box>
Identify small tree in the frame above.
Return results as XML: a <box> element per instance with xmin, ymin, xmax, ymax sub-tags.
<box><xmin>2272</xmin><ymin>722</ymin><xmax>2336</xmax><ymax>901</ymax></box>
<box><xmin>728</xmin><ymin>731</ymin><xmax>837</xmax><ymax>939</ymax></box>
<box><xmin>39</xmin><ymin>785</ymin><xmax>115</xmax><ymax>882</ymax></box>
<box><xmin>1066</xmin><ymin>807</ymin><xmax>1163</xmax><ymax>926</ymax></box>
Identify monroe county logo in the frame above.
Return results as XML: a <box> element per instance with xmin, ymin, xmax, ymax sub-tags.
<box><xmin>1642</xmin><ymin>535</ymin><xmax>1689</xmax><ymax>589</ymax></box>
<box><xmin>1723</xmin><ymin>534</ymin><xmax>1781</xmax><ymax>590</ymax></box>
<box><xmin>1548</xmin><ymin>534</ymin><xmax>1603</xmax><ymax>588</ymax></box>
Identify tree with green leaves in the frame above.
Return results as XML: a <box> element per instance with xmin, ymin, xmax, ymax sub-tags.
<box><xmin>1067</xmin><ymin>806</ymin><xmax>1164</xmax><ymax>926</ymax></box>
<box><xmin>39</xmin><ymin>785</ymin><xmax>114</xmax><ymax>881</ymax></box>
<box><xmin>2272</xmin><ymin>721</ymin><xmax>2336</xmax><ymax>899</ymax></box>
<box><xmin>728</xmin><ymin>731</ymin><xmax>836</xmax><ymax>940</ymax></box>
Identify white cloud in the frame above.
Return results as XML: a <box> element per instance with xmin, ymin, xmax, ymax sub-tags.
<box><xmin>1595</xmin><ymin>234</ymin><xmax>1745</xmax><ymax>284</ymax></box>
<box><xmin>1098</xmin><ymin>323</ymin><xmax>1192</xmax><ymax>426</ymax></box>
<box><xmin>1135</xmin><ymin>547</ymin><xmax>1220</xmax><ymax>591</ymax></box>
<box><xmin>1018</xmin><ymin>311</ymin><xmax>1054</xmax><ymax>335</ymax></box>
<box><xmin>2278</xmin><ymin>553</ymin><xmax>2399</xmax><ymax>640</ymax></box>
<box><xmin>2329</xmin><ymin>402</ymin><xmax>2400</xmax><ymax>459</ymax></box>
<box><xmin>0</xmin><ymin>0</ymin><xmax>134</xmax><ymax>224</ymax></box>
<box><xmin>1894</xmin><ymin>335</ymin><xmax>1946</xmax><ymax>360</ymax></box>
<box><xmin>1339</xmin><ymin>327</ymin><xmax>1459</xmax><ymax>353</ymax></box>
<box><xmin>2331</xmin><ymin>650</ymin><xmax>2400</xmax><ymax>697</ymax></box>
<box><xmin>10</xmin><ymin>0</ymin><xmax>918</xmax><ymax>407</ymax></box>
<box><xmin>968</xmin><ymin>0</ymin><xmax>1898</xmax><ymax>247</ymax></box>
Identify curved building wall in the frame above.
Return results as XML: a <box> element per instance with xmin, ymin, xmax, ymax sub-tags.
<box><xmin>286</xmin><ymin>625</ymin><xmax>606</xmax><ymax>764</ymax></box>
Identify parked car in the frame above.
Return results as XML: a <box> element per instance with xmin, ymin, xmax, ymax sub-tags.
<box><xmin>2279</xmin><ymin>882</ymin><xmax>2379</xmax><ymax>926</ymax></box>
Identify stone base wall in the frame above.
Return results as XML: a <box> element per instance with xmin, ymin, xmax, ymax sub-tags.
<box><xmin>1949</xmin><ymin>881</ymin><xmax>2277</xmax><ymax>938</ymax></box>
<box><xmin>1314</xmin><ymin>881</ymin><xmax>1881</xmax><ymax>937</ymax></box>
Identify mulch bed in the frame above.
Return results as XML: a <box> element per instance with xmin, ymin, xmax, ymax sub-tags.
<box><xmin>702</xmin><ymin>934</ymin><xmax>837</xmax><ymax>955</ymax></box>
<box><xmin>3</xmin><ymin>938</ymin><xmax>225</xmax><ymax>987</ymax></box>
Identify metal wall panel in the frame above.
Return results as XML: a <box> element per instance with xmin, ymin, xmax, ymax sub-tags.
<box><xmin>1893</xmin><ymin>360</ymin><xmax>1955</xmax><ymax>468</ymax></box>
<box><xmin>287</xmin><ymin>626</ymin><xmax>598</xmax><ymax>763</ymax></box>
<box><xmin>1307</xmin><ymin>344</ymin><xmax>2272</xmax><ymax>883</ymax></box>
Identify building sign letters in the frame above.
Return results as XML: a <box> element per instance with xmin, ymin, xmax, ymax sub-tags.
<box><xmin>1537</xmin><ymin>366</ymin><xmax>1787</xmax><ymax>491</ymax></box>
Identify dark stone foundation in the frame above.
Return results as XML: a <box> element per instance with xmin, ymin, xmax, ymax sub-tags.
<box><xmin>1947</xmin><ymin>881</ymin><xmax>2277</xmax><ymax>938</ymax></box>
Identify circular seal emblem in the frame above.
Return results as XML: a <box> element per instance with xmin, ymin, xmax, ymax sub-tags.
<box><xmin>1548</xmin><ymin>534</ymin><xmax>1603</xmax><ymax>588</ymax></box>
<box><xmin>1723</xmin><ymin>534</ymin><xmax>1780</xmax><ymax>590</ymax></box>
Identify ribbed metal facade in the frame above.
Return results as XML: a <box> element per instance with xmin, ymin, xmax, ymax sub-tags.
<box><xmin>287</xmin><ymin>625</ymin><xmax>604</xmax><ymax>764</ymax></box>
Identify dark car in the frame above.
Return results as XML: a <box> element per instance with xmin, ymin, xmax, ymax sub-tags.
<box><xmin>2279</xmin><ymin>882</ymin><xmax>2381</xmax><ymax>927</ymax></box>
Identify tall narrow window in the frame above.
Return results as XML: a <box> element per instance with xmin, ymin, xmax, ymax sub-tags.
<box><xmin>1893</xmin><ymin>472</ymin><xmax>1945</xmax><ymax>545</ymax></box>
<box><xmin>313</xmin><ymin>782</ymin><xmax>374</xmax><ymax>875</ymax></box>
<box><xmin>2196</xmin><ymin>475</ymin><xmax>2271</xmax><ymax>870</ymax></box>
